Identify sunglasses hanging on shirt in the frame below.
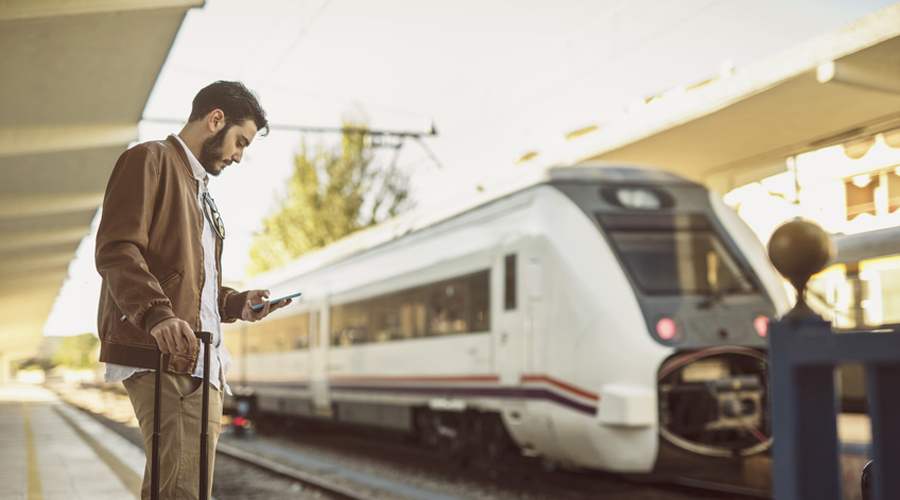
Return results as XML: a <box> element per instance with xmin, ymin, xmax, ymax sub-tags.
<box><xmin>203</xmin><ymin>192</ymin><xmax>225</xmax><ymax>240</ymax></box>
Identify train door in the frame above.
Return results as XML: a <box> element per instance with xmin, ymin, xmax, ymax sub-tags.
<box><xmin>310</xmin><ymin>305</ymin><xmax>332</xmax><ymax>416</ymax></box>
<box><xmin>524</xmin><ymin>254</ymin><xmax>542</xmax><ymax>374</ymax></box>
<box><xmin>495</xmin><ymin>240</ymin><xmax>557</xmax><ymax>454</ymax></box>
<box><xmin>497</xmin><ymin>244</ymin><xmax>526</xmax><ymax>386</ymax></box>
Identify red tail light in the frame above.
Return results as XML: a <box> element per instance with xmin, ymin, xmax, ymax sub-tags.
<box><xmin>754</xmin><ymin>316</ymin><xmax>769</xmax><ymax>337</ymax></box>
<box><xmin>656</xmin><ymin>317</ymin><xmax>682</xmax><ymax>342</ymax></box>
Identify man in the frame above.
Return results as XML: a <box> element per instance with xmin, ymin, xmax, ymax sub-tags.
<box><xmin>95</xmin><ymin>81</ymin><xmax>291</xmax><ymax>499</ymax></box>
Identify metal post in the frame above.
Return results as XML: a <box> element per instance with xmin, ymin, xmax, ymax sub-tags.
<box><xmin>768</xmin><ymin>319</ymin><xmax>798</xmax><ymax>499</ymax></box>
<box><xmin>865</xmin><ymin>363</ymin><xmax>900</xmax><ymax>500</ymax></box>
<box><xmin>795</xmin><ymin>364</ymin><xmax>841</xmax><ymax>499</ymax></box>
<box><xmin>769</xmin><ymin>318</ymin><xmax>842</xmax><ymax>500</ymax></box>
<box><xmin>151</xmin><ymin>351</ymin><xmax>163</xmax><ymax>500</ymax></box>
<box><xmin>198</xmin><ymin>331</ymin><xmax>211</xmax><ymax>500</ymax></box>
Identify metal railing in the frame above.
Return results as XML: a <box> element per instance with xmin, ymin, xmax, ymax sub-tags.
<box><xmin>766</xmin><ymin>219</ymin><xmax>900</xmax><ymax>500</ymax></box>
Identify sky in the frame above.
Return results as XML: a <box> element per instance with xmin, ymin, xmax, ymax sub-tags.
<box><xmin>43</xmin><ymin>0</ymin><xmax>900</xmax><ymax>336</ymax></box>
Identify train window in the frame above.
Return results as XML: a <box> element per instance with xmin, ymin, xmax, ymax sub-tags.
<box><xmin>331</xmin><ymin>302</ymin><xmax>370</xmax><ymax>346</ymax></box>
<box><xmin>505</xmin><ymin>254</ymin><xmax>517</xmax><ymax>310</ymax></box>
<box><xmin>471</xmin><ymin>271</ymin><xmax>491</xmax><ymax>331</ymax></box>
<box><xmin>370</xmin><ymin>289</ymin><xmax>425</xmax><ymax>342</ymax></box>
<box><xmin>597</xmin><ymin>213</ymin><xmax>756</xmax><ymax>296</ymax></box>
<box><xmin>242</xmin><ymin>313</ymin><xmax>310</xmax><ymax>353</ymax></box>
<box><xmin>369</xmin><ymin>295</ymin><xmax>399</xmax><ymax>342</ymax></box>
<box><xmin>330</xmin><ymin>270</ymin><xmax>491</xmax><ymax>346</ymax></box>
<box><xmin>427</xmin><ymin>277</ymin><xmax>468</xmax><ymax>335</ymax></box>
<box><xmin>405</xmin><ymin>290</ymin><xmax>428</xmax><ymax>338</ymax></box>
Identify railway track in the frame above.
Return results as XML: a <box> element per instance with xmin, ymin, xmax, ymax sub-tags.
<box><xmin>55</xmin><ymin>383</ymin><xmax>771</xmax><ymax>500</ymax></box>
<box><xmin>217</xmin><ymin>423</ymin><xmax>772</xmax><ymax>500</ymax></box>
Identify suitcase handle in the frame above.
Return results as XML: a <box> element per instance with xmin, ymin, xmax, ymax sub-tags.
<box><xmin>152</xmin><ymin>331</ymin><xmax>213</xmax><ymax>500</ymax></box>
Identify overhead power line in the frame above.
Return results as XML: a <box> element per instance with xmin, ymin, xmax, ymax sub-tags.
<box><xmin>141</xmin><ymin>117</ymin><xmax>443</xmax><ymax>169</ymax></box>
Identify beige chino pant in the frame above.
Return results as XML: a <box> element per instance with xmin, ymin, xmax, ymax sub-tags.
<box><xmin>123</xmin><ymin>371</ymin><xmax>224</xmax><ymax>500</ymax></box>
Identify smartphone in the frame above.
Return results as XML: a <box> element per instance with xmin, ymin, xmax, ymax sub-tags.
<box><xmin>251</xmin><ymin>291</ymin><xmax>302</xmax><ymax>311</ymax></box>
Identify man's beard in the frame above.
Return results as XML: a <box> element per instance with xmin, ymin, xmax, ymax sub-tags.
<box><xmin>199</xmin><ymin>125</ymin><xmax>230</xmax><ymax>176</ymax></box>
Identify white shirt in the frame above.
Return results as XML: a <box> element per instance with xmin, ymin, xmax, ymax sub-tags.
<box><xmin>105</xmin><ymin>135</ymin><xmax>232</xmax><ymax>394</ymax></box>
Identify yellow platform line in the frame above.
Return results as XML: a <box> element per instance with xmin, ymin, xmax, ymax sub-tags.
<box><xmin>24</xmin><ymin>402</ymin><xmax>43</xmax><ymax>500</ymax></box>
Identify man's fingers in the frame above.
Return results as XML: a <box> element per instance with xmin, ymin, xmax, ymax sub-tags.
<box><xmin>168</xmin><ymin>336</ymin><xmax>180</xmax><ymax>355</ymax></box>
<box><xmin>245</xmin><ymin>299</ymin><xmax>268</xmax><ymax>321</ymax></box>
<box><xmin>179</xmin><ymin>323</ymin><xmax>199</xmax><ymax>355</ymax></box>
<box><xmin>258</xmin><ymin>300</ymin><xmax>271</xmax><ymax>319</ymax></box>
<box><xmin>159</xmin><ymin>335</ymin><xmax>174</xmax><ymax>355</ymax></box>
<box><xmin>165</xmin><ymin>332</ymin><xmax>197</xmax><ymax>356</ymax></box>
<box><xmin>151</xmin><ymin>325</ymin><xmax>172</xmax><ymax>354</ymax></box>
<box><xmin>169</xmin><ymin>329</ymin><xmax>187</xmax><ymax>354</ymax></box>
<box><xmin>150</xmin><ymin>319</ymin><xmax>200</xmax><ymax>356</ymax></box>
<box><xmin>243</xmin><ymin>291</ymin><xmax>291</xmax><ymax>322</ymax></box>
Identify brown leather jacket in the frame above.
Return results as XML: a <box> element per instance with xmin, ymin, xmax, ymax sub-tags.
<box><xmin>95</xmin><ymin>136</ymin><xmax>248</xmax><ymax>373</ymax></box>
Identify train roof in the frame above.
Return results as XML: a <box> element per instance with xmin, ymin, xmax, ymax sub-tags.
<box><xmin>242</xmin><ymin>163</ymin><xmax>697</xmax><ymax>289</ymax></box>
<box><xmin>547</xmin><ymin>163</ymin><xmax>701</xmax><ymax>186</ymax></box>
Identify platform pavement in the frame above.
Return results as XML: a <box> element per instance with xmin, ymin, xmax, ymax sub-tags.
<box><xmin>0</xmin><ymin>380</ymin><xmax>876</xmax><ymax>500</ymax></box>
<box><xmin>0</xmin><ymin>382</ymin><xmax>144</xmax><ymax>500</ymax></box>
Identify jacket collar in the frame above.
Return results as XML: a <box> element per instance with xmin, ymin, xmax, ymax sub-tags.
<box><xmin>164</xmin><ymin>135</ymin><xmax>197</xmax><ymax>181</ymax></box>
<box><xmin>170</xmin><ymin>134</ymin><xmax>208</xmax><ymax>184</ymax></box>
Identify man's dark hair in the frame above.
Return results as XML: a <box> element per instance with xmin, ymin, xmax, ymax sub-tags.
<box><xmin>189</xmin><ymin>81</ymin><xmax>269</xmax><ymax>136</ymax></box>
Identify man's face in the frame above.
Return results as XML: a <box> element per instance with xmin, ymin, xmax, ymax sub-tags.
<box><xmin>199</xmin><ymin>119</ymin><xmax>258</xmax><ymax>176</ymax></box>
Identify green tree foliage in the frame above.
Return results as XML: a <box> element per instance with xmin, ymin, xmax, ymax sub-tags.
<box><xmin>16</xmin><ymin>358</ymin><xmax>55</xmax><ymax>372</ymax></box>
<box><xmin>248</xmin><ymin>118</ymin><xmax>412</xmax><ymax>275</ymax></box>
<box><xmin>52</xmin><ymin>333</ymin><xmax>99</xmax><ymax>369</ymax></box>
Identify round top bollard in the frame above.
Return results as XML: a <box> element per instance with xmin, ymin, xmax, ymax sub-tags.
<box><xmin>767</xmin><ymin>218</ymin><xmax>832</xmax><ymax>320</ymax></box>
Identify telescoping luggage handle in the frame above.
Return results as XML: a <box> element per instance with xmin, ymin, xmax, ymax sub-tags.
<box><xmin>151</xmin><ymin>331</ymin><xmax>212</xmax><ymax>500</ymax></box>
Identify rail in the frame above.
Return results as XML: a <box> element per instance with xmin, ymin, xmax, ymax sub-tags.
<box><xmin>766</xmin><ymin>219</ymin><xmax>900</xmax><ymax>500</ymax></box>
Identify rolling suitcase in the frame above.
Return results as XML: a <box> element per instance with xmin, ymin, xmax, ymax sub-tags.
<box><xmin>151</xmin><ymin>331</ymin><xmax>213</xmax><ymax>500</ymax></box>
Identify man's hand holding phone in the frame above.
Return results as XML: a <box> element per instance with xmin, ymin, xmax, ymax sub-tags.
<box><xmin>242</xmin><ymin>290</ymin><xmax>299</xmax><ymax>322</ymax></box>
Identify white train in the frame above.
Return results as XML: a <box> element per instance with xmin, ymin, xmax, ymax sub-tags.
<box><xmin>224</xmin><ymin>164</ymin><xmax>791</xmax><ymax>473</ymax></box>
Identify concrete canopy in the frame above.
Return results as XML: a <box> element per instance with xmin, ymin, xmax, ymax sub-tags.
<box><xmin>566</xmin><ymin>2</ymin><xmax>900</xmax><ymax>195</ymax></box>
<box><xmin>0</xmin><ymin>0</ymin><xmax>202</xmax><ymax>365</ymax></box>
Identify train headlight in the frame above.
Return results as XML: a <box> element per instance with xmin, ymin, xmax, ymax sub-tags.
<box><xmin>600</xmin><ymin>186</ymin><xmax>675</xmax><ymax>210</ymax></box>
<box><xmin>753</xmin><ymin>316</ymin><xmax>769</xmax><ymax>337</ymax></box>
<box><xmin>616</xmin><ymin>188</ymin><xmax>662</xmax><ymax>210</ymax></box>
<box><xmin>656</xmin><ymin>317</ymin><xmax>683</xmax><ymax>343</ymax></box>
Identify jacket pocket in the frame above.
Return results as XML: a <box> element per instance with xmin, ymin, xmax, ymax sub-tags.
<box><xmin>158</xmin><ymin>271</ymin><xmax>182</xmax><ymax>290</ymax></box>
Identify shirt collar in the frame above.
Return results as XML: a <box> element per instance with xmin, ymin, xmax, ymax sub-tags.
<box><xmin>171</xmin><ymin>134</ymin><xmax>209</xmax><ymax>186</ymax></box>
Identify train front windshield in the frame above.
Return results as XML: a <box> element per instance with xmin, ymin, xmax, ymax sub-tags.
<box><xmin>597</xmin><ymin>213</ymin><xmax>756</xmax><ymax>296</ymax></box>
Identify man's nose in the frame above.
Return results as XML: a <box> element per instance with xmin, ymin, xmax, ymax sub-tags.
<box><xmin>232</xmin><ymin>151</ymin><xmax>243</xmax><ymax>164</ymax></box>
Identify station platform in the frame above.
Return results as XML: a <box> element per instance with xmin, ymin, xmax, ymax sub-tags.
<box><xmin>0</xmin><ymin>382</ymin><xmax>144</xmax><ymax>500</ymax></box>
<box><xmin>0</xmin><ymin>380</ymin><xmax>876</xmax><ymax>500</ymax></box>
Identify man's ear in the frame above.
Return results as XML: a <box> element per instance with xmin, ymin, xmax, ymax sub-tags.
<box><xmin>207</xmin><ymin>109</ymin><xmax>226</xmax><ymax>133</ymax></box>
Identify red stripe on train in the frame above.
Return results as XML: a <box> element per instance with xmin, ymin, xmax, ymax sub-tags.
<box><xmin>521</xmin><ymin>374</ymin><xmax>599</xmax><ymax>401</ymax></box>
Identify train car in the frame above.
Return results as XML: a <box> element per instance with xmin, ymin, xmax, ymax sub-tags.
<box><xmin>810</xmin><ymin>225</ymin><xmax>900</xmax><ymax>330</ymax></box>
<box><xmin>224</xmin><ymin>163</ymin><xmax>791</xmax><ymax>474</ymax></box>
<box><xmin>807</xmin><ymin>225</ymin><xmax>900</xmax><ymax>413</ymax></box>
